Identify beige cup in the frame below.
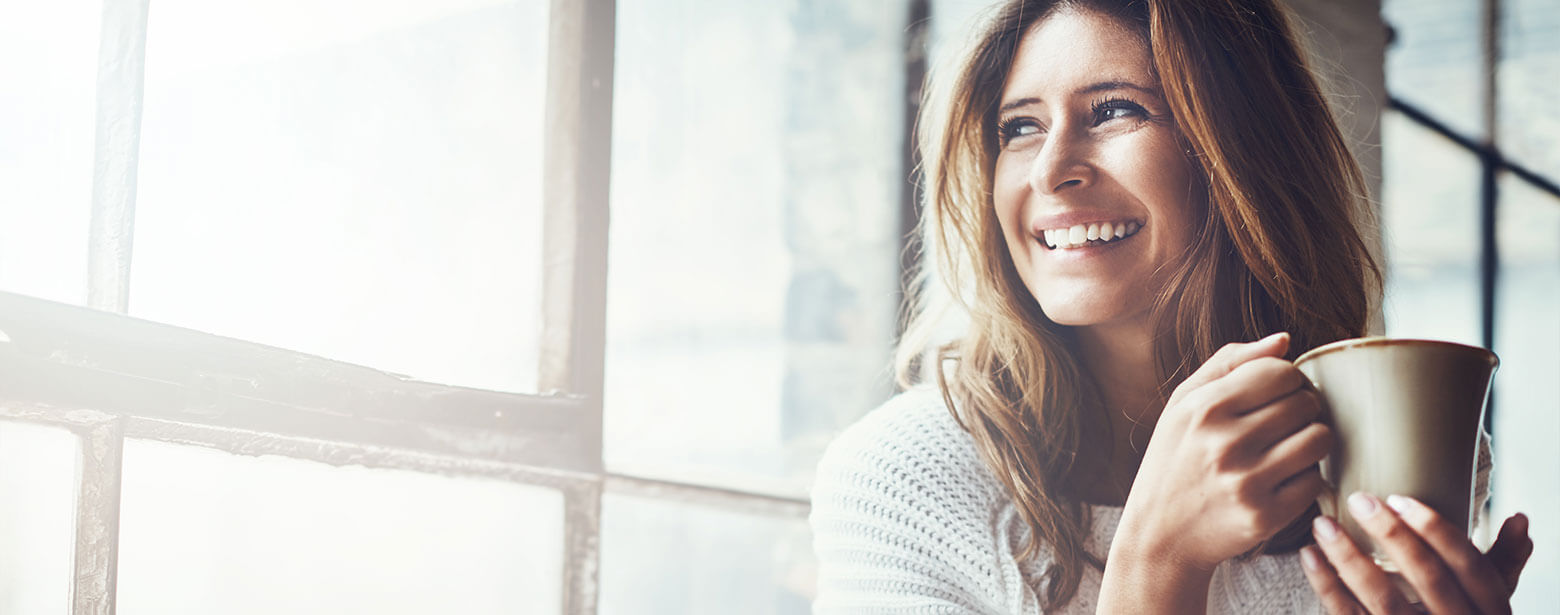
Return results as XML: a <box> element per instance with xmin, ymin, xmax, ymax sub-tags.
<box><xmin>1294</xmin><ymin>337</ymin><xmax>1497</xmax><ymax>572</ymax></box>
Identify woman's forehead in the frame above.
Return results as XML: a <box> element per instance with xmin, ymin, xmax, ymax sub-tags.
<box><xmin>1000</xmin><ymin>8</ymin><xmax>1157</xmax><ymax>104</ymax></box>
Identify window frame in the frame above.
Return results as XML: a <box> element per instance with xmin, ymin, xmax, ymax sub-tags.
<box><xmin>0</xmin><ymin>0</ymin><xmax>931</xmax><ymax>613</ymax></box>
<box><xmin>1384</xmin><ymin>0</ymin><xmax>1560</xmax><ymax>436</ymax></box>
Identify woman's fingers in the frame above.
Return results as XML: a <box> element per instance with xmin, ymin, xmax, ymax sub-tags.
<box><xmin>1236</xmin><ymin>387</ymin><xmax>1323</xmax><ymax>452</ymax></box>
<box><xmin>1184</xmin><ymin>355</ymin><xmax>1308</xmax><ymax>421</ymax></box>
<box><xmin>1300</xmin><ymin>545</ymin><xmax>1365</xmax><ymax>614</ymax></box>
<box><xmin>1254</xmin><ymin>420</ymin><xmax>1333</xmax><ymax>489</ymax></box>
<box><xmin>1384</xmin><ymin>494</ymin><xmax>1511</xmax><ymax>613</ymax></box>
<box><xmin>1169</xmin><ymin>332</ymin><xmax>1290</xmax><ymax>404</ymax></box>
<box><xmin>1347</xmin><ymin>493</ymin><xmax>1478</xmax><ymax>614</ymax></box>
<box><xmin>1310</xmin><ymin>497</ymin><xmax>1527</xmax><ymax>615</ymax></box>
<box><xmin>1273</xmin><ymin>465</ymin><xmax>1328</xmax><ymax>515</ymax></box>
<box><xmin>1312</xmin><ymin>514</ymin><xmax>1417</xmax><ymax>614</ymax></box>
<box><xmin>1485</xmin><ymin>513</ymin><xmax>1534</xmax><ymax>595</ymax></box>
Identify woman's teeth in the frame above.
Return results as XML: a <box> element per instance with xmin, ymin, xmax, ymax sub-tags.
<box><xmin>1042</xmin><ymin>221</ymin><xmax>1141</xmax><ymax>250</ymax></box>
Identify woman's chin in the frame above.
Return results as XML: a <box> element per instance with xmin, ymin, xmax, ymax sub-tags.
<box><xmin>1048</xmin><ymin>315</ymin><xmax>1114</xmax><ymax>328</ymax></box>
<box><xmin>1035</xmin><ymin>297</ymin><xmax>1143</xmax><ymax>329</ymax></box>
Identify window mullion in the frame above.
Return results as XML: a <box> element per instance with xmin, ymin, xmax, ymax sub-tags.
<box><xmin>896</xmin><ymin>0</ymin><xmax>931</xmax><ymax>340</ymax></box>
<box><xmin>69</xmin><ymin>417</ymin><xmax>125</xmax><ymax>615</ymax></box>
<box><xmin>541</xmin><ymin>1</ymin><xmax>614</xmax><ymax>612</ymax></box>
<box><xmin>562</xmin><ymin>480</ymin><xmax>603</xmax><ymax>615</ymax></box>
<box><xmin>0</xmin><ymin>290</ymin><xmax>603</xmax><ymax>471</ymax></box>
<box><xmin>604</xmin><ymin>473</ymin><xmax>810</xmax><ymax>519</ymax></box>
<box><xmin>1479</xmin><ymin>0</ymin><xmax>1499</xmax><ymax>437</ymax></box>
<box><xmin>539</xmin><ymin>0</ymin><xmax>615</xmax><ymax>416</ymax></box>
<box><xmin>87</xmin><ymin>0</ymin><xmax>151</xmax><ymax>314</ymax></box>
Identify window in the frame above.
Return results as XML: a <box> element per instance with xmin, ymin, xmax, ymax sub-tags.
<box><xmin>604</xmin><ymin>0</ymin><xmax>908</xmax><ymax>498</ymax></box>
<box><xmin>0</xmin><ymin>2</ymin><xmax>100</xmax><ymax>306</ymax></box>
<box><xmin>0</xmin><ymin>422</ymin><xmax>77</xmax><ymax>614</ymax></box>
<box><xmin>1382</xmin><ymin>0</ymin><xmax>1560</xmax><ymax>609</ymax></box>
<box><xmin>132</xmin><ymin>0</ymin><xmax>551</xmax><ymax>394</ymax></box>
<box><xmin>116</xmin><ymin>440</ymin><xmax>565</xmax><ymax>613</ymax></box>
<box><xmin>0</xmin><ymin>0</ymin><xmax>925</xmax><ymax>612</ymax></box>
<box><xmin>1379</xmin><ymin>111</ymin><xmax>1482</xmax><ymax>347</ymax></box>
<box><xmin>1</xmin><ymin>0</ymin><xmax>600</xmax><ymax>612</ymax></box>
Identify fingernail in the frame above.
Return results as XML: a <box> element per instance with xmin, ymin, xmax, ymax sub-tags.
<box><xmin>1386</xmin><ymin>494</ymin><xmax>1417</xmax><ymax>520</ymax></box>
<box><xmin>1347</xmin><ymin>492</ymin><xmax>1378</xmax><ymax>519</ymax></box>
<box><xmin>1300</xmin><ymin>545</ymin><xmax>1321</xmax><ymax>572</ymax></box>
<box><xmin>1514</xmin><ymin>512</ymin><xmax>1530</xmax><ymax>536</ymax></box>
<box><xmin>1313</xmin><ymin>515</ymin><xmax>1340</xmax><ymax>541</ymax></box>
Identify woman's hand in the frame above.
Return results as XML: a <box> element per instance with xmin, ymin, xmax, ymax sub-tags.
<box><xmin>1101</xmin><ymin>332</ymin><xmax>1334</xmax><ymax>613</ymax></box>
<box><xmin>1302</xmin><ymin>492</ymin><xmax>1534</xmax><ymax>614</ymax></box>
<box><xmin>1114</xmin><ymin>331</ymin><xmax>1332</xmax><ymax>568</ymax></box>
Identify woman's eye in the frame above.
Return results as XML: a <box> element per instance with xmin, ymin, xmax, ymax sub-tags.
<box><xmin>998</xmin><ymin>119</ymin><xmax>1042</xmax><ymax>145</ymax></box>
<box><xmin>1092</xmin><ymin>100</ymin><xmax>1148</xmax><ymax>124</ymax></box>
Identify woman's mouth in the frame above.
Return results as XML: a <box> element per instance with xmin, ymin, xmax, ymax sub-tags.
<box><xmin>1041</xmin><ymin>220</ymin><xmax>1142</xmax><ymax>250</ymax></box>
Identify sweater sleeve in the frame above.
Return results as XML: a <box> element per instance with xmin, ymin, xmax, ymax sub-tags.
<box><xmin>808</xmin><ymin>393</ymin><xmax>1043</xmax><ymax>615</ymax></box>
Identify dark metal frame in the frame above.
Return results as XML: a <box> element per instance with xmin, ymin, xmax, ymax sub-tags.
<box><xmin>1386</xmin><ymin>100</ymin><xmax>1560</xmax><ymax>210</ymax></box>
<box><xmin>1385</xmin><ymin>0</ymin><xmax>1560</xmax><ymax>435</ymax></box>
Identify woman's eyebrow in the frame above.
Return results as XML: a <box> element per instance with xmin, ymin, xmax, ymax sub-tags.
<box><xmin>998</xmin><ymin>97</ymin><xmax>1043</xmax><ymax>114</ymax></box>
<box><xmin>998</xmin><ymin>80</ymin><xmax>1160</xmax><ymax>114</ymax></box>
<box><xmin>1075</xmin><ymin>80</ymin><xmax>1157</xmax><ymax>97</ymax></box>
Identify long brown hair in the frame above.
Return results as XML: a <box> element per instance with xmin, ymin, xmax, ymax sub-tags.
<box><xmin>895</xmin><ymin>0</ymin><xmax>1380</xmax><ymax>607</ymax></box>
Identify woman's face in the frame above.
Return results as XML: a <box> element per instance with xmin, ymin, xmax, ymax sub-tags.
<box><xmin>993</xmin><ymin>8</ymin><xmax>1199</xmax><ymax>328</ymax></box>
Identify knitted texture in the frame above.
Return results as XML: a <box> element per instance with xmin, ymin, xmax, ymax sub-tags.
<box><xmin>810</xmin><ymin>388</ymin><xmax>1494</xmax><ymax>614</ymax></box>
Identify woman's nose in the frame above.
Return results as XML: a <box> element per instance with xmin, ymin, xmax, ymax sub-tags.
<box><xmin>1029</xmin><ymin>131</ymin><xmax>1096</xmax><ymax>194</ymax></box>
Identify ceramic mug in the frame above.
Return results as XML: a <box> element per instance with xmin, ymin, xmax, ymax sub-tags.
<box><xmin>1294</xmin><ymin>337</ymin><xmax>1497</xmax><ymax>572</ymax></box>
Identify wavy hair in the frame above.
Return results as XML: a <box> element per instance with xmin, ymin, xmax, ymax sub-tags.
<box><xmin>895</xmin><ymin>0</ymin><xmax>1380</xmax><ymax>607</ymax></box>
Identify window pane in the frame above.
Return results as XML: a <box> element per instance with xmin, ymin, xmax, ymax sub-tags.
<box><xmin>0</xmin><ymin>2</ymin><xmax>100</xmax><ymax>305</ymax></box>
<box><xmin>1498</xmin><ymin>0</ymin><xmax>1560</xmax><ymax>180</ymax></box>
<box><xmin>1383</xmin><ymin>0</ymin><xmax>1484</xmax><ymax>139</ymax></box>
<box><xmin>599</xmin><ymin>493</ymin><xmax>814</xmax><ymax>614</ymax></box>
<box><xmin>0</xmin><ymin>421</ymin><xmax>78</xmax><ymax>615</ymax></box>
<box><xmin>1492</xmin><ymin>176</ymin><xmax>1560</xmax><ymax>612</ymax></box>
<box><xmin>1380</xmin><ymin>112</ymin><xmax>1483</xmax><ymax>346</ymax></box>
<box><xmin>929</xmin><ymin>0</ymin><xmax>996</xmax><ymax>64</ymax></box>
<box><xmin>130</xmin><ymin>0</ymin><xmax>548</xmax><ymax>393</ymax></box>
<box><xmin>117</xmin><ymin>439</ymin><xmax>564</xmax><ymax>614</ymax></box>
<box><xmin>604</xmin><ymin>0</ymin><xmax>906</xmax><ymax>498</ymax></box>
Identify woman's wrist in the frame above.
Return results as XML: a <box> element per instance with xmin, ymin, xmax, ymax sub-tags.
<box><xmin>1097</xmin><ymin>516</ymin><xmax>1216</xmax><ymax>614</ymax></box>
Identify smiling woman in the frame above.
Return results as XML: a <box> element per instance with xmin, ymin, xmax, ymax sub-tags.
<box><xmin>991</xmin><ymin>10</ymin><xmax>1198</xmax><ymax>330</ymax></box>
<box><xmin>809</xmin><ymin>0</ymin><xmax>1532</xmax><ymax>613</ymax></box>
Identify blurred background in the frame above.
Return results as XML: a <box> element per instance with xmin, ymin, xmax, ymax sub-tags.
<box><xmin>0</xmin><ymin>0</ymin><xmax>1554</xmax><ymax>613</ymax></box>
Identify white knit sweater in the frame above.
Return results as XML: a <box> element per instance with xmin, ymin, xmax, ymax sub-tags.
<box><xmin>809</xmin><ymin>387</ymin><xmax>1492</xmax><ymax>614</ymax></box>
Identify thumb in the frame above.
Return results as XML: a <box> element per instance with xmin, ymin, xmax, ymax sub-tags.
<box><xmin>1487</xmin><ymin>513</ymin><xmax>1534</xmax><ymax>595</ymax></box>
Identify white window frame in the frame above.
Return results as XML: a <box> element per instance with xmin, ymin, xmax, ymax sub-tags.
<box><xmin>0</xmin><ymin>0</ymin><xmax>930</xmax><ymax>613</ymax></box>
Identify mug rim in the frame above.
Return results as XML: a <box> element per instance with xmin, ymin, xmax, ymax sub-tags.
<box><xmin>1294</xmin><ymin>336</ymin><xmax>1499</xmax><ymax>368</ymax></box>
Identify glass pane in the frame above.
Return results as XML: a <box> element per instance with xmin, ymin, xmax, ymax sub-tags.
<box><xmin>599</xmin><ymin>493</ymin><xmax>813</xmax><ymax>614</ymax></box>
<box><xmin>130</xmin><ymin>0</ymin><xmax>548</xmax><ymax>393</ymax></box>
<box><xmin>117</xmin><ymin>439</ymin><xmax>564</xmax><ymax>614</ymax></box>
<box><xmin>604</xmin><ymin>0</ymin><xmax>906</xmax><ymax>498</ymax></box>
<box><xmin>1380</xmin><ymin>112</ymin><xmax>1483</xmax><ymax>346</ymax></box>
<box><xmin>1498</xmin><ymin>0</ymin><xmax>1560</xmax><ymax>180</ymax></box>
<box><xmin>1491</xmin><ymin>176</ymin><xmax>1560</xmax><ymax>613</ymax></box>
<box><xmin>0</xmin><ymin>421</ymin><xmax>78</xmax><ymax>615</ymax></box>
<box><xmin>928</xmin><ymin>0</ymin><xmax>997</xmax><ymax>65</ymax></box>
<box><xmin>1383</xmin><ymin>0</ymin><xmax>1484</xmax><ymax>139</ymax></box>
<box><xmin>0</xmin><ymin>2</ymin><xmax>100</xmax><ymax>305</ymax></box>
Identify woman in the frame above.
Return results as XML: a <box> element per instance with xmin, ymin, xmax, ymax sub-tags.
<box><xmin>809</xmin><ymin>0</ymin><xmax>1534</xmax><ymax>612</ymax></box>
